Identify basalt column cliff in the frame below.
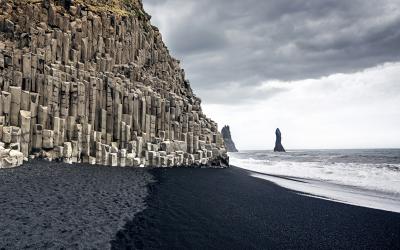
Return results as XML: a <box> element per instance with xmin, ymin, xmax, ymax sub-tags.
<box><xmin>0</xmin><ymin>0</ymin><xmax>228</xmax><ymax>168</ymax></box>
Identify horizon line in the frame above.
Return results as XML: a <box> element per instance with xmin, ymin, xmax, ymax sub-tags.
<box><xmin>233</xmin><ymin>147</ymin><xmax>400</xmax><ymax>151</ymax></box>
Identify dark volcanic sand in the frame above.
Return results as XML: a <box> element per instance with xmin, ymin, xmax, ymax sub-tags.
<box><xmin>112</xmin><ymin>167</ymin><xmax>400</xmax><ymax>250</ymax></box>
<box><xmin>0</xmin><ymin>160</ymin><xmax>153</xmax><ymax>249</ymax></box>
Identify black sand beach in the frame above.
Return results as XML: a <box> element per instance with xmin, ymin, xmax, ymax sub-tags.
<box><xmin>112</xmin><ymin>166</ymin><xmax>400</xmax><ymax>250</ymax></box>
<box><xmin>0</xmin><ymin>160</ymin><xmax>153</xmax><ymax>249</ymax></box>
<box><xmin>1</xmin><ymin>162</ymin><xmax>399</xmax><ymax>249</ymax></box>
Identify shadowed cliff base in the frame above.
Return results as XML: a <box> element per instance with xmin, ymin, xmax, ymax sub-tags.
<box><xmin>111</xmin><ymin>167</ymin><xmax>400</xmax><ymax>249</ymax></box>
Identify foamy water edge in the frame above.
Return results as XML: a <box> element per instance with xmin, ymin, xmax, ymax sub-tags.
<box><xmin>230</xmin><ymin>152</ymin><xmax>400</xmax><ymax>213</ymax></box>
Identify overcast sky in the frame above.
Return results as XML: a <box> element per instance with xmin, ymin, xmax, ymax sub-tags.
<box><xmin>144</xmin><ymin>0</ymin><xmax>400</xmax><ymax>150</ymax></box>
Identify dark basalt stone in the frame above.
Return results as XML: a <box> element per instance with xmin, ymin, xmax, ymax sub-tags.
<box><xmin>221</xmin><ymin>125</ymin><xmax>238</xmax><ymax>152</ymax></box>
<box><xmin>274</xmin><ymin>128</ymin><xmax>286</xmax><ymax>152</ymax></box>
<box><xmin>64</xmin><ymin>0</ymin><xmax>73</xmax><ymax>10</ymax></box>
<box><xmin>207</xmin><ymin>154</ymin><xmax>230</xmax><ymax>168</ymax></box>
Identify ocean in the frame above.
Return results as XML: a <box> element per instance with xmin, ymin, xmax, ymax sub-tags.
<box><xmin>230</xmin><ymin>149</ymin><xmax>400</xmax><ymax>213</ymax></box>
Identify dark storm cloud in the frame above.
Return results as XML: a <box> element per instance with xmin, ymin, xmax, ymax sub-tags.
<box><xmin>144</xmin><ymin>0</ymin><xmax>400</xmax><ymax>104</ymax></box>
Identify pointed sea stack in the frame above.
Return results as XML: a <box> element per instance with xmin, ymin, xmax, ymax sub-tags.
<box><xmin>274</xmin><ymin>128</ymin><xmax>285</xmax><ymax>152</ymax></box>
<box><xmin>221</xmin><ymin>125</ymin><xmax>238</xmax><ymax>152</ymax></box>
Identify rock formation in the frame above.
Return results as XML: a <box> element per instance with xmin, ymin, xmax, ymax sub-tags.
<box><xmin>274</xmin><ymin>128</ymin><xmax>285</xmax><ymax>152</ymax></box>
<box><xmin>221</xmin><ymin>125</ymin><xmax>238</xmax><ymax>152</ymax></box>
<box><xmin>0</xmin><ymin>0</ymin><xmax>228</xmax><ymax>168</ymax></box>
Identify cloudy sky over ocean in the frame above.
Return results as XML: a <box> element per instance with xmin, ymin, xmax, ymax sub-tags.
<box><xmin>144</xmin><ymin>0</ymin><xmax>400</xmax><ymax>149</ymax></box>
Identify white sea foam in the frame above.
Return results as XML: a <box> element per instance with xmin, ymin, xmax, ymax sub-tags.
<box><xmin>230</xmin><ymin>151</ymin><xmax>400</xmax><ymax>213</ymax></box>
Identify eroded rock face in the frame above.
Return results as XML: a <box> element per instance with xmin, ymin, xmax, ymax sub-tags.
<box><xmin>274</xmin><ymin>128</ymin><xmax>285</xmax><ymax>152</ymax></box>
<box><xmin>221</xmin><ymin>125</ymin><xmax>238</xmax><ymax>152</ymax></box>
<box><xmin>0</xmin><ymin>0</ymin><xmax>228</xmax><ymax>168</ymax></box>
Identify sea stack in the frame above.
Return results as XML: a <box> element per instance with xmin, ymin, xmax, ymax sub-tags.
<box><xmin>0</xmin><ymin>0</ymin><xmax>228</xmax><ymax>168</ymax></box>
<box><xmin>274</xmin><ymin>128</ymin><xmax>286</xmax><ymax>152</ymax></box>
<box><xmin>221</xmin><ymin>125</ymin><xmax>238</xmax><ymax>152</ymax></box>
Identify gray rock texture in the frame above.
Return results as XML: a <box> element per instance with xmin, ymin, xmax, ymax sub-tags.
<box><xmin>221</xmin><ymin>125</ymin><xmax>238</xmax><ymax>152</ymax></box>
<box><xmin>0</xmin><ymin>0</ymin><xmax>228</xmax><ymax>168</ymax></box>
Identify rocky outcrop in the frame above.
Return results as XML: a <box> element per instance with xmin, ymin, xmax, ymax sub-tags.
<box><xmin>221</xmin><ymin>125</ymin><xmax>238</xmax><ymax>152</ymax></box>
<box><xmin>274</xmin><ymin>128</ymin><xmax>285</xmax><ymax>152</ymax></box>
<box><xmin>0</xmin><ymin>0</ymin><xmax>228</xmax><ymax>168</ymax></box>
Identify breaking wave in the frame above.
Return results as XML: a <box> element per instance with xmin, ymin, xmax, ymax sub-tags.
<box><xmin>230</xmin><ymin>149</ymin><xmax>400</xmax><ymax>212</ymax></box>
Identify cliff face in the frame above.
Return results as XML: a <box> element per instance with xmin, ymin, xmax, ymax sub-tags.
<box><xmin>221</xmin><ymin>125</ymin><xmax>238</xmax><ymax>152</ymax></box>
<box><xmin>0</xmin><ymin>0</ymin><xmax>228</xmax><ymax>168</ymax></box>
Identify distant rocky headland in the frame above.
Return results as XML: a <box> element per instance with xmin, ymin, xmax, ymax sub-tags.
<box><xmin>0</xmin><ymin>0</ymin><xmax>228</xmax><ymax>168</ymax></box>
<box><xmin>221</xmin><ymin>125</ymin><xmax>238</xmax><ymax>152</ymax></box>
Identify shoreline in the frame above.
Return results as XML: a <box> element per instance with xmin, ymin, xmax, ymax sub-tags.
<box><xmin>112</xmin><ymin>166</ymin><xmax>400</xmax><ymax>249</ymax></box>
<box><xmin>248</xmin><ymin>169</ymin><xmax>400</xmax><ymax>213</ymax></box>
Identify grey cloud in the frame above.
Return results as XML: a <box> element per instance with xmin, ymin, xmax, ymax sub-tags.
<box><xmin>144</xmin><ymin>0</ymin><xmax>400</xmax><ymax>104</ymax></box>
<box><xmin>169</xmin><ymin>21</ymin><xmax>228</xmax><ymax>54</ymax></box>
<box><xmin>196</xmin><ymin>85</ymin><xmax>288</xmax><ymax>105</ymax></box>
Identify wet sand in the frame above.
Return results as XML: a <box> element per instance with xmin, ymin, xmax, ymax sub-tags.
<box><xmin>112</xmin><ymin>166</ymin><xmax>400</xmax><ymax>249</ymax></box>
<box><xmin>0</xmin><ymin>160</ymin><xmax>153</xmax><ymax>249</ymax></box>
